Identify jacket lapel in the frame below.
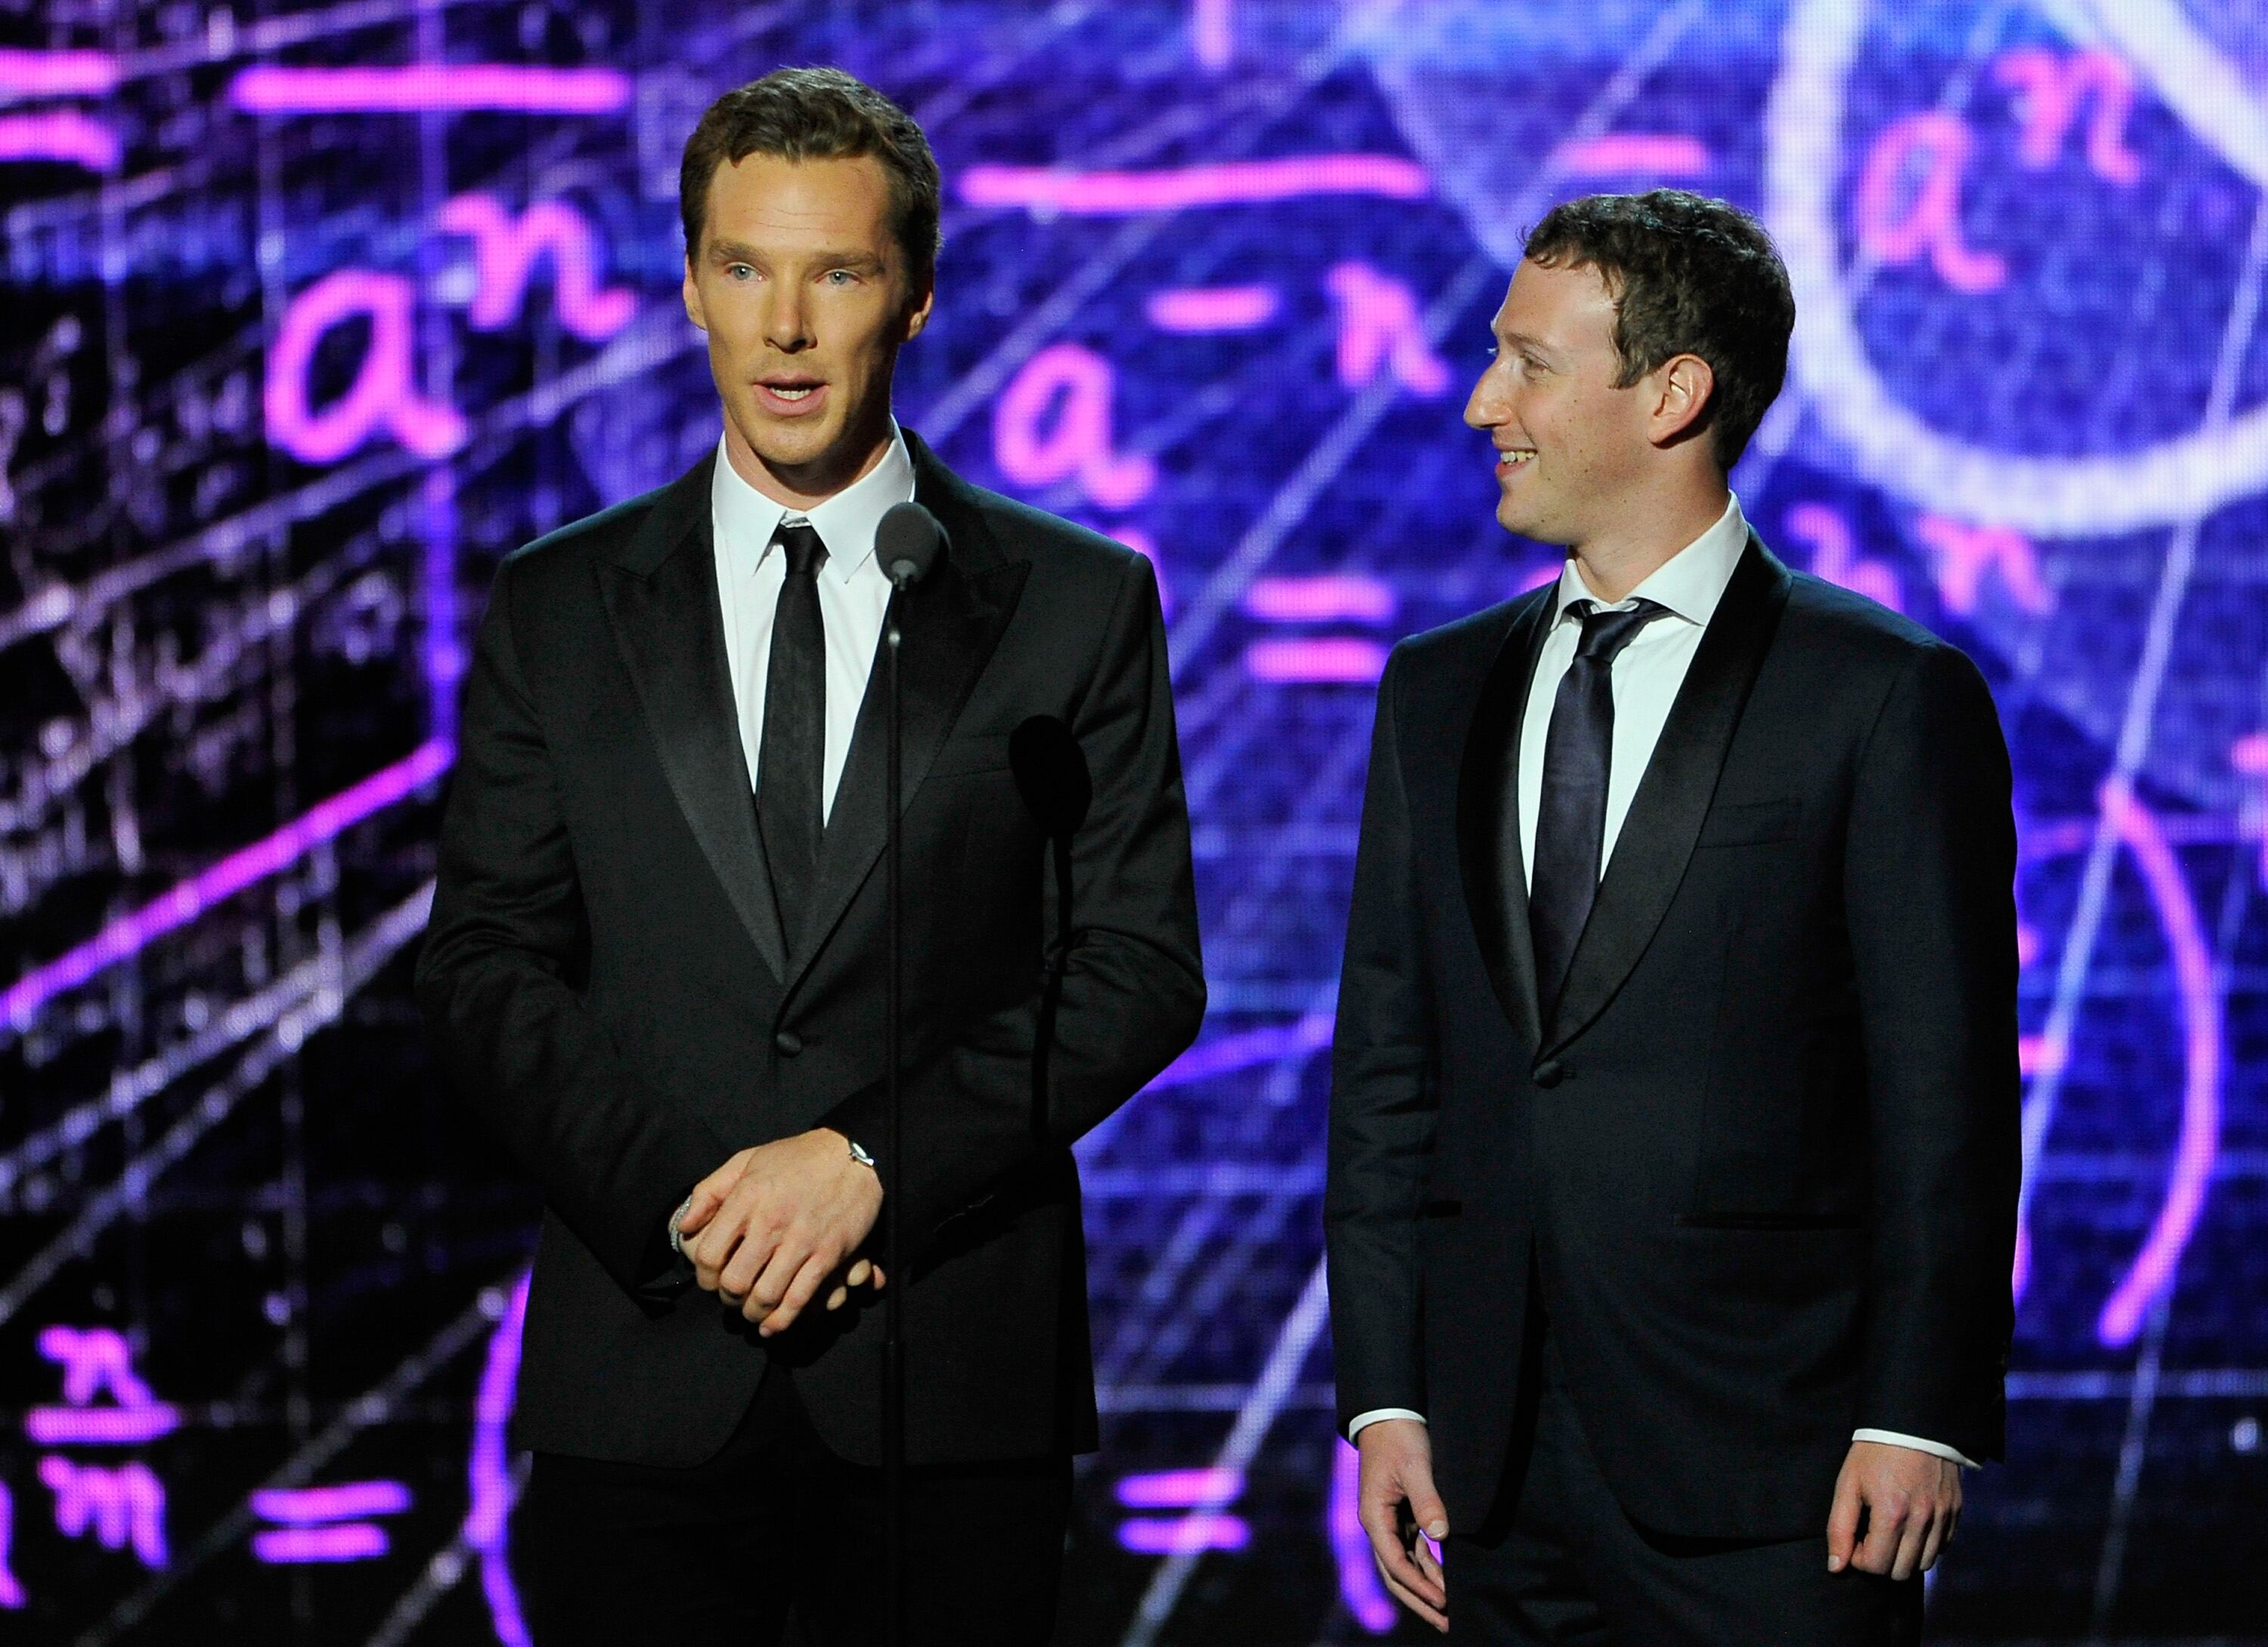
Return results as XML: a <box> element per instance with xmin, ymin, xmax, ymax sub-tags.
<box><xmin>1541</xmin><ymin>535</ymin><xmax>1792</xmax><ymax>1057</ymax></box>
<box><xmin>782</xmin><ymin>430</ymin><xmax>1030</xmax><ymax>990</ymax></box>
<box><xmin>1456</xmin><ymin>584</ymin><xmax>1557</xmax><ymax>1054</ymax></box>
<box><xmin>598</xmin><ymin>451</ymin><xmax>789</xmax><ymax>982</ymax></box>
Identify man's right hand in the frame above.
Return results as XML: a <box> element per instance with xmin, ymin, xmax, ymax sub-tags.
<box><xmin>1356</xmin><ymin>1417</ymin><xmax>1449</xmax><ymax>1633</ymax></box>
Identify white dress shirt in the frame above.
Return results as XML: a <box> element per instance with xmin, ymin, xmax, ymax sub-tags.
<box><xmin>1349</xmin><ymin>495</ymin><xmax>1974</xmax><ymax>1469</ymax></box>
<box><xmin>710</xmin><ymin>421</ymin><xmax>914</xmax><ymax>820</ymax></box>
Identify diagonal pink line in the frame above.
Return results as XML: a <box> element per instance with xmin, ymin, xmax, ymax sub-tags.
<box><xmin>2</xmin><ymin>740</ymin><xmax>452</xmax><ymax>1031</ymax></box>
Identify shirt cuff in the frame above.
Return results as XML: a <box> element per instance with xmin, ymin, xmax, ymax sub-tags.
<box><xmin>1852</xmin><ymin>1428</ymin><xmax>1978</xmax><ymax>1469</ymax></box>
<box><xmin>1348</xmin><ymin>1407</ymin><xmax>1427</xmax><ymax>1441</ymax></box>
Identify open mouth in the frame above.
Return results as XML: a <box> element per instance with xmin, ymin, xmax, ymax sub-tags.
<box><xmin>1497</xmin><ymin>448</ymin><xmax>1537</xmax><ymax>471</ymax></box>
<box><xmin>755</xmin><ymin>377</ymin><xmax>828</xmax><ymax>415</ymax></box>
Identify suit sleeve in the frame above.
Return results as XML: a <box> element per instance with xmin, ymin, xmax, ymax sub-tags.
<box><xmin>414</xmin><ymin>555</ymin><xmax>736</xmax><ymax>1298</ymax></box>
<box><xmin>819</xmin><ymin>548</ymin><xmax>1205</xmax><ymax>1250</ymax></box>
<box><xmin>1324</xmin><ymin>645</ymin><xmax>1437</xmax><ymax>1435</ymax></box>
<box><xmin>1843</xmin><ymin>640</ymin><xmax>2022</xmax><ymax>1462</ymax></box>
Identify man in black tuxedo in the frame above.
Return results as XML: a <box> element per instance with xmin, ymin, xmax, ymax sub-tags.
<box><xmin>1325</xmin><ymin>190</ymin><xmax>2019</xmax><ymax>1642</ymax></box>
<box><xmin>415</xmin><ymin>67</ymin><xmax>1202</xmax><ymax>1645</ymax></box>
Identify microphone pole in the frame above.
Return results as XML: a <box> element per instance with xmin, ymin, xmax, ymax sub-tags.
<box><xmin>876</xmin><ymin>502</ymin><xmax>943</xmax><ymax>1647</ymax></box>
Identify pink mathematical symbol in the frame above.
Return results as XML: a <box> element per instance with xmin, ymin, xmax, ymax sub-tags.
<box><xmin>1114</xmin><ymin>1466</ymin><xmax>1248</xmax><ymax>1555</ymax></box>
<box><xmin>250</xmin><ymin>1480</ymin><xmax>411</xmax><ymax>1564</ymax></box>
<box><xmin>39</xmin><ymin>1458</ymin><xmax>166</xmax><ymax>1569</ymax></box>
<box><xmin>1243</xmin><ymin>575</ymin><xmax>1396</xmax><ymax>624</ymax></box>
<box><xmin>1913</xmin><ymin>513</ymin><xmax>2054</xmax><ymax>617</ymax></box>
<box><xmin>265</xmin><ymin>271</ymin><xmax>466</xmax><ymax>465</ymax></box>
<box><xmin>993</xmin><ymin>343</ymin><xmax>1154</xmax><ymax>508</ymax></box>
<box><xmin>0</xmin><ymin>1485</ymin><xmax>22</xmax><ymax>1608</ymax></box>
<box><xmin>0</xmin><ymin>110</ymin><xmax>120</xmax><ymax>172</ymax></box>
<box><xmin>1330</xmin><ymin>1441</ymin><xmax>1396</xmax><ymax>1633</ymax></box>
<box><xmin>0</xmin><ymin>47</ymin><xmax>119</xmax><ymax>98</ymax></box>
<box><xmin>2232</xmin><ymin>733</ymin><xmax>2268</xmax><ymax>887</ymax></box>
<box><xmin>436</xmin><ymin>194</ymin><xmax>636</xmax><ymax>340</ymax></box>
<box><xmin>1553</xmin><ymin>134</ymin><xmax>1712</xmax><ymax>180</ymax></box>
<box><xmin>1994</xmin><ymin>46</ymin><xmax>2143</xmax><ymax>185</ymax></box>
<box><xmin>1782</xmin><ymin>503</ymin><xmax>1902</xmax><ymax>613</ymax></box>
<box><xmin>29</xmin><ymin>1325</ymin><xmax>180</xmax><ymax>1446</ymax></box>
<box><xmin>1853</xmin><ymin>111</ymin><xmax>2008</xmax><ymax>293</ymax></box>
<box><xmin>1326</xmin><ymin>262</ymin><xmax>1450</xmax><ymax>398</ymax></box>
<box><xmin>960</xmin><ymin>154</ymin><xmax>1430</xmax><ymax>217</ymax></box>
<box><xmin>228</xmin><ymin>64</ymin><xmax>631</xmax><ymax>116</ymax></box>
<box><xmin>1244</xmin><ymin>637</ymin><xmax>1388</xmax><ymax>684</ymax></box>
<box><xmin>1145</xmin><ymin>284</ymin><xmax>1280</xmax><ymax>333</ymax></box>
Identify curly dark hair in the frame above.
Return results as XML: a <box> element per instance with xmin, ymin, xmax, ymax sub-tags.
<box><xmin>1523</xmin><ymin>190</ymin><xmax>1795</xmax><ymax>471</ymax></box>
<box><xmin>680</xmin><ymin>67</ymin><xmax>941</xmax><ymax>290</ymax></box>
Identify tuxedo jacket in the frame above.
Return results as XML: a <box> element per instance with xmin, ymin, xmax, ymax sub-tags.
<box><xmin>416</xmin><ymin>430</ymin><xmax>1204</xmax><ymax>1469</ymax></box>
<box><xmin>1325</xmin><ymin>535</ymin><xmax>2021</xmax><ymax>1541</ymax></box>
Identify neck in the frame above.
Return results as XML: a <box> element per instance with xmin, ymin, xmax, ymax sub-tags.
<box><xmin>1566</xmin><ymin>482</ymin><xmax>1730</xmax><ymax>604</ymax></box>
<box><xmin>723</xmin><ymin>405</ymin><xmax>896</xmax><ymax>513</ymax></box>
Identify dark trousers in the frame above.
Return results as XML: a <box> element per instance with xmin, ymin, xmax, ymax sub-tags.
<box><xmin>1445</xmin><ymin>1327</ymin><xmax>1926</xmax><ymax>1646</ymax></box>
<box><xmin>519</xmin><ymin>1363</ymin><xmax>1072</xmax><ymax>1647</ymax></box>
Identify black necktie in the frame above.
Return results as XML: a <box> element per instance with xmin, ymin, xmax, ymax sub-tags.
<box><xmin>1529</xmin><ymin>597</ymin><xmax>1668</xmax><ymax>1022</ymax></box>
<box><xmin>758</xmin><ymin>519</ymin><xmax>827</xmax><ymax>951</ymax></box>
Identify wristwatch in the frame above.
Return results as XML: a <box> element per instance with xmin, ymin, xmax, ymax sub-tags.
<box><xmin>847</xmin><ymin>1137</ymin><xmax>878</xmax><ymax>1173</ymax></box>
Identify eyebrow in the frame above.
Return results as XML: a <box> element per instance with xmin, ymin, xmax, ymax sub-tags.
<box><xmin>1495</xmin><ymin>330</ymin><xmax>1557</xmax><ymax>360</ymax></box>
<box><xmin>707</xmin><ymin>240</ymin><xmax>886</xmax><ymax>271</ymax></box>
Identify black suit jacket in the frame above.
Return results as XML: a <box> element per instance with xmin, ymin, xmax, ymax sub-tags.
<box><xmin>416</xmin><ymin>430</ymin><xmax>1204</xmax><ymax>1469</ymax></box>
<box><xmin>1325</xmin><ymin>535</ymin><xmax>2020</xmax><ymax>1540</ymax></box>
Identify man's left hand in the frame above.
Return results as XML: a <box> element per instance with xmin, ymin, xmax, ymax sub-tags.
<box><xmin>677</xmin><ymin>1130</ymin><xmax>885</xmax><ymax>1336</ymax></box>
<box><xmin>1826</xmin><ymin>1440</ymin><xmax>1962</xmax><ymax>1580</ymax></box>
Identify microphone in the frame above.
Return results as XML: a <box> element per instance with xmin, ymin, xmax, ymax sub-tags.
<box><xmin>1009</xmin><ymin>715</ymin><xmax>1092</xmax><ymax>842</ymax></box>
<box><xmin>877</xmin><ymin>501</ymin><xmax>945</xmax><ymax>591</ymax></box>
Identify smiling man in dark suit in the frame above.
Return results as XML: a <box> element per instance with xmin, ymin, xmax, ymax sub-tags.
<box><xmin>1325</xmin><ymin>191</ymin><xmax>2021</xmax><ymax>1642</ymax></box>
<box><xmin>415</xmin><ymin>67</ymin><xmax>1202</xmax><ymax>1645</ymax></box>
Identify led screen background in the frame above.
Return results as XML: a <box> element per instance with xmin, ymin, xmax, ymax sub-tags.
<box><xmin>2</xmin><ymin>0</ymin><xmax>2266</xmax><ymax>1639</ymax></box>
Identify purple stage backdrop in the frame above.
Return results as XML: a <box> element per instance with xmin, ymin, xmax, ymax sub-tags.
<box><xmin>2</xmin><ymin>1</ymin><xmax>2266</xmax><ymax>1640</ymax></box>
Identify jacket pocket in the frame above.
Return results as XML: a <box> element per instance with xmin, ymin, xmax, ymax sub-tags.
<box><xmin>1695</xmin><ymin>797</ymin><xmax>1799</xmax><ymax>847</ymax></box>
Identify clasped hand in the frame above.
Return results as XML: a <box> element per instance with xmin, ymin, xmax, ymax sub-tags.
<box><xmin>676</xmin><ymin>1128</ymin><xmax>886</xmax><ymax>1336</ymax></box>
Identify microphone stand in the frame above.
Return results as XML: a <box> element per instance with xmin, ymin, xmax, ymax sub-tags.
<box><xmin>882</xmin><ymin>594</ymin><xmax>906</xmax><ymax>1647</ymax></box>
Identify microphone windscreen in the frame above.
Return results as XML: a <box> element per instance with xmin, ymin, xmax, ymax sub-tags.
<box><xmin>1009</xmin><ymin>715</ymin><xmax>1092</xmax><ymax>839</ymax></box>
<box><xmin>877</xmin><ymin>501</ymin><xmax>945</xmax><ymax>588</ymax></box>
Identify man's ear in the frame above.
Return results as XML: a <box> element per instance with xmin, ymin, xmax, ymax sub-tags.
<box><xmin>683</xmin><ymin>256</ymin><xmax>708</xmax><ymax>333</ymax></box>
<box><xmin>1650</xmin><ymin>352</ymin><xmax>1715</xmax><ymax>447</ymax></box>
<box><xmin>900</xmin><ymin>274</ymin><xmax>936</xmax><ymax>344</ymax></box>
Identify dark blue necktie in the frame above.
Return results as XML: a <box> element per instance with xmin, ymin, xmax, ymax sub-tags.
<box><xmin>1529</xmin><ymin>597</ymin><xmax>1668</xmax><ymax>1022</ymax></box>
<box><xmin>758</xmin><ymin>519</ymin><xmax>827</xmax><ymax>951</ymax></box>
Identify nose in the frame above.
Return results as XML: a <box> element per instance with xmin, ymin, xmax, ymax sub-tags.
<box><xmin>764</xmin><ymin>284</ymin><xmax>813</xmax><ymax>355</ymax></box>
<box><xmin>1464</xmin><ymin>356</ymin><xmax>1507</xmax><ymax>431</ymax></box>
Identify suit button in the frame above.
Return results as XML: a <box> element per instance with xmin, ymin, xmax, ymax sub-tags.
<box><xmin>774</xmin><ymin>1031</ymin><xmax>804</xmax><ymax>1057</ymax></box>
<box><xmin>1533</xmin><ymin>1059</ymin><xmax>1566</xmax><ymax>1089</ymax></box>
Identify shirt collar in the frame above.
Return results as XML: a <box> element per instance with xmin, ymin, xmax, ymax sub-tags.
<box><xmin>710</xmin><ymin>418</ymin><xmax>917</xmax><ymax>587</ymax></box>
<box><xmin>1550</xmin><ymin>492</ymin><xmax>1749</xmax><ymax>629</ymax></box>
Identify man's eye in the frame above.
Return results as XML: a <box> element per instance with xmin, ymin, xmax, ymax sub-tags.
<box><xmin>827</xmin><ymin>269</ymin><xmax>854</xmax><ymax>285</ymax></box>
<box><xmin>727</xmin><ymin>264</ymin><xmax>754</xmax><ymax>280</ymax></box>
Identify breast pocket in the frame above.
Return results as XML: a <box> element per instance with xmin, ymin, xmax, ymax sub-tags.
<box><xmin>1695</xmin><ymin>797</ymin><xmax>1800</xmax><ymax>848</ymax></box>
<box><xmin>925</xmin><ymin>733</ymin><xmax>1014</xmax><ymax>779</ymax></box>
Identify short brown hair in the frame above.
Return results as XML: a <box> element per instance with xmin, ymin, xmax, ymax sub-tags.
<box><xmin>680</xmin><ymin>67</ymin><xmax>941</xmax><ymax>289</ymax></box>
<box><xmin>1523</xmin><ymin>190</ymin><xmax>1795</xmax><ymax>471</ymax></box>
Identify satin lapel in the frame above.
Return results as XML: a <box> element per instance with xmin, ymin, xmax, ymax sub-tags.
<box><xmin>1541</xmin><ymin>535</ymin><xmax>1792</xmax><ymax>1057</ymax></box>
<box><xmin>598</xmin><ymin>454</ymin><xmax>789</xmax><ymax>982</ymax></box>
<box><xmin>1455</xmin><ymin>586</ymin><xmax>1557</xmax><ymax>1053</ymax></box>
<box><xmin>782</xmin><ymin>441</ymin><xmax>1031</xmax><ymax>991</ymax></box>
